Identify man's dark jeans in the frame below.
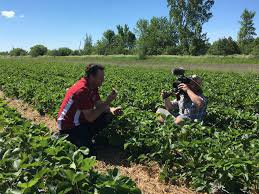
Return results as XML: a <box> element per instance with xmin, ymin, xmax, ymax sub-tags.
<box><xmin>59</xmin><ymin>113</ymin><xmax>113</xmax><ymax>152</ymax></box>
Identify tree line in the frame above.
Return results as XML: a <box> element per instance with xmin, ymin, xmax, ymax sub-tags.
<box><xmin>1</xmin><ymin>0</ymin><xmax>258</xmax><ymax>58</ymax></box>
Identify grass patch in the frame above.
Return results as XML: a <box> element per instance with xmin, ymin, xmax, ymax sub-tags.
<box><xmin>1</xmin><ymin>55</ymin><xmax>259</xmax><ymax>73</ymax></box>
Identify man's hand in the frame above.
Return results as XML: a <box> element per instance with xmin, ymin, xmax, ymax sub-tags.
<box><xmin>106</xmin><ymin>88</ymin><xmax>117</xmax><ymax>104</ymax></box>
<box><xmin>110</xmin><ymin>106</ymin><xmax>123</xmax><ymax>116</ymax></box>
<box><xmin>178</xmin><ymin>83</ymin><xmax>190</xmax><ymax>92</ymax></box>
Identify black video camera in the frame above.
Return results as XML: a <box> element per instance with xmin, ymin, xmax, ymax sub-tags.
<box><xmin>162</xmin><ymin>67</ymin><xmax>192</xmax><ymax>100</ymax></box>
<box><xmin>172</xmin><ymin>67</ymin><xmax>192</xmax><ymax>94</ymax></box>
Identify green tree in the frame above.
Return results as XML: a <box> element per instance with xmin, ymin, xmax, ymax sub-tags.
<box><xmin>47</xmin><ymin>48</ymin><xmax>72</xmax><ymax>56</ymax></box>
<box><xmin>58</xmin><ymin>47</ymin><xmax>72</xmax><ymax>56</ymax></box>
<box><xmin>103</xmin><ymin>30</ymin><xmax>116</xmax><ymax>46</ymax></box>
<box><xmin>29</xmin><ymin>45</ymin><xmax>48</xmax><ymax>57</ymax></box>
<box><xmin>0</xmin><ymin>51</ymin><xmax>9</xmax><ymax>56</ymax></box>
<box><xmin>115</xmin><ymin>24</ymin><xmax>136</xmax><ymax>54</ymax></box>
<box><xmin>83</xmin><ymin>33</ymin><xmax>93</xmax><ymax>55</ymax></box>
<box><xmin>47</xmin><ymin>49</ymin><xmax>59</xmax><ymax>56</ymax></box>
<box><xmin>71</xmin><ymin>50</ymin><xmax>81</xmax><ymax>56</ymax></box>
<box><xmin>135</xmin><ymin>17</ymin><xmax>177</xmax><ymax>56</ymax></box>
<box><xmin>94</xmin><ymin>26</ymin><xmax>136</xmax><ymax>55</ymax></box>
<box><xmin>167</xmin><ymin>0</ymin><xmax>214</xmax><ymax>55</ymax></box>
<box><xmin>95</xmin><ymin>39</ymin><xmax>108</xmax><ymax>55</ymax></box>
<box><xmin>207</xmin><ymin>37</ymin><xmax>240</xmax><ymax>55</ymax></box>
<box><xmin>9</xmin><ymin>48</ymin><xmax>27</xmax><ymax>56</ymax></box>
<box><xmin>189</xmin><ymin>25</ymin><xmax>210</xmax><ymax>55</ymax></box>
<box><xmin>251</xmin><ymin>37</ymin><xmax>259</xmax><ymax>56</ymax></box>
<box><xmin>135</xmin><ymin>19</ymin><xmax>149</xmax><ymax>58</ymax></box>
<box><xmin>237</xmin><ymin>9</ymin><xmax>257</xmax><ymax>54</ymax></box>
<box><xmin>102</xmin><ymin>29</ymin><xmax>116</xmax><ymax>55</ymax></box>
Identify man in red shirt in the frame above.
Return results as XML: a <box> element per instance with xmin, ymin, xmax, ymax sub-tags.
<box><xmin>57</xmin><ymin>63</ymin><xmax>122</xmax><ymax>153</ymax></box>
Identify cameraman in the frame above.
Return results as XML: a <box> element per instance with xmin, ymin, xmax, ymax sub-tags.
<box><xmin>157</xmin><ymin>75</ymin><xmax>207</xmax><ymax>125</ymax></box>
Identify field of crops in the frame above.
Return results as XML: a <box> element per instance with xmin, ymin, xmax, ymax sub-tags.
<box><xmin>0</xmin><ymin>99</ymin><xmax>140</xmax><ymax>193</ymax></box>
<box><xmin>0</xmin><ymin>57</ymin><xmax>258</xmax><ymax>193</ymax></box>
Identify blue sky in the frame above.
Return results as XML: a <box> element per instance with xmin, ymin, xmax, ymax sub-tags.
<box><xmin>0</xmin><ymin>0</ymin><xmax>258</xmax><ymax>51</ymax></box>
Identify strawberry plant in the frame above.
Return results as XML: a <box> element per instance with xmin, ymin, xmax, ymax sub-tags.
<box><xmin>0</xmin><ymin>99</ymin><xmax>141</xmax><ymax>193</ymax></box>
<box><xmin>0</xmin><ymin>57</ymin><xmax>258</xmax><ymax>193</ymax></box>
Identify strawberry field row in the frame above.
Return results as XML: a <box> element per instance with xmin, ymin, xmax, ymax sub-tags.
<box><xmin>0</xmin><ymin>58</ymin><xmax>258</xmax><ymax>193</ymax></box>
<box><xmin>0</xmin><ymin>99</ymin><xmax>140</xmax><ymax>193</ymax></box>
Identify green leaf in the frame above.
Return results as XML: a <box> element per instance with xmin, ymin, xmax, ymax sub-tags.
<box><xmin>58</xmin><ymin>187</ymin><xmax>73</xmax><ymax>194</ymax></box>
<box><xmin>73</xmin><ymin>172</ymin><xmax>87</xmax><ymax>184</ymax></box>
<box><xmin>63</xmin><ymin>169</ymin><xmax>76</xmax><ymax>183</ymax></box>
<box><xmin>244</xmin><ymin>173</ymin><xmax>249</xmax><ymax>181</ymax></box>
<box><xmin>109</xmin><ymin>168</ymin><xmax>119</xmax><ymax>180</ymax></box>
<box><xmin>228</xmin><ymin>172</ymin><xmax>233</xmax><ymax>180</ymax></box>
<box><xmin>20</xmin><ymin>161</ymin><xmax>46</xmax><ymax>168</ymax></box>
<box><xmin>2</xmin><ymin>149</ymin><xmax>11</xmax><ymax>159</ymax></box>
<box><xmin>80</xmin><ymin>158</ymin><xmax>96</xmax><ymax>172</ymax></box>
<box><xmin>196</xmin><ymin>185</ymin><xmax>206</xmax><ymax>192</ymax></box>
<box><xmin>72</xmin><ymin>147</ymin><xmax>89</xmax><ymax>161</ymax></box>
<box><xmin>13</xmin><ymin>159</ymin><xmax>21</xmax><ymax>170</ymax></box>
<box><xmin>70</xmin><ymin>162</ymin><xmax>76</xmax><ymax>170</ymax></box>
<box><xmin>18</xmin><ymin>168</ymin><xmax>49</xmax><ymax>189</ymax></box>
<box><xmin>98</xmin><ymin>187</ymin><xmax>116</xmax><ymax>194</ymax></box>
<box><xmin>18</xmin><ymin>177</ymin><xmax>40</xmax><ymax>189</ymax></box>
<box><xmin>5</xmin><ymin>189</ymin><xmax>22</xmax><ymax>194</ymax></box>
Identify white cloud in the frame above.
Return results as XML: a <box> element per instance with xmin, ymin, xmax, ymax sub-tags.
<box><xmin>19</xmin><ymin>14</ymin><xmax>25</xmax><ymax>18</ymax></box>
<box><xmin>1</xmin><ymin>10</ymin><xmax>15</xmax><ymax>18</ymax></box>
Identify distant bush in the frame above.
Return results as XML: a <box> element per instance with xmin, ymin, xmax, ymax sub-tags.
<box><xmin>137</xmin><ymin>44</ymin><xmax>147</xmax><ymax>60</ymax></box>
<box><xmin>0</xmin><ymin>51</ymin><xmax>9</xmax><ymax>56</ymax></box>
<box><xmin>47</xmin><ymin>47</ymin><xmax>73</xmax><ymax>56</ymax></box>
<box><xmin>47</xmin><ymin>49</ymin><xmax>59</xmax><ymax>56</ymax></box>
<box><xmin>9</xmin><ymin>48</ymin><xmax>27</xmax><ymax>56</ymax></box>
<box><xmin>30</xmin><ymin>45</ymin><xmax>48</xmax><ymax>57</ymax></box>
<box><xmin>95</xmin><ymin>40</ymin><xmax>108</xmax><ymax>55</ymax></box>
<box><xmin>251</xmin><ymin>37</ymin><xmax>259</xmax><ymax>56</ymax></box>
<box><xmin>57</xmin><ymin>47</ymin><xmax>72</xmax><ymax>56</ymax></box>
<box><xmin>71</xmin><ymin>50</ymin><xmax>81</xmax><ymax>56</ymax></box>
<box><xmin>207</xmin><ymin>37</ymin><xmax>240</xmax><ymax>55</ymax></box>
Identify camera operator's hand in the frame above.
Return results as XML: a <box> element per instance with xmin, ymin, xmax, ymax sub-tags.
<box><xmin>178</xmin><ymin>83</ymin><xmax>190</xmax><ymax>92</ymax></box>
<box><xmin>174</xmin><ymin>91</ymin><xmax>180</xmax><ymax>100</ymax></box>
<box><xmin>161</xmin><ymin>90</ymin><xmax>171</xmax><ymax>100</ymax></box>
<box><xmin>106</xmin><ymin>88</ymin><xmax>117</xmax><ymax>105</ymax></box>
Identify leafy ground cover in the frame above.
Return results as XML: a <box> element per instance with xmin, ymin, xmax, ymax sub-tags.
<box><xmin>0</xmin><ymin>57</ymin><xmax>258</xmax><ymax>193</ymax></box>
<box><xmin>0</xmin><ymin>99</ymin><xmax>141</xmax><ymax>193</ymax></box>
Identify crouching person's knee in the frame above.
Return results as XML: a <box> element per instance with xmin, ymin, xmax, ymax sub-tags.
<box><xmin>156</xmin><ymin>108</ymin><xmax>172</xmax><ymax>124</ymax></box>
<box><xmin>174</xmin><ymin>115</ymin><xmax>191</xmax><ymax>125</ymax></box>
<box><xmin>174</xmin><ymin>116</ymin><xmax>184</xmax><ymax>125</ymax></box>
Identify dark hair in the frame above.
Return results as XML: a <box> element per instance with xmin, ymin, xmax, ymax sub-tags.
<box><xmin>85</xmin><ymin>63</ymin><xmax>104</xmax><ymax>78</ymax></box>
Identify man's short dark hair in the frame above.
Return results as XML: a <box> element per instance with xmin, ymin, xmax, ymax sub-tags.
<box><xmin>85</xmin><ymin>63</ymin><xmax>104</xmax><ymax>78</ymax></box>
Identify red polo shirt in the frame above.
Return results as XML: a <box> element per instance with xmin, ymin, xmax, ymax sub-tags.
<box><xmin>57</xmin><ymin>77</ymin><xmax>100</xmax><ymax>130</ymax></box>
